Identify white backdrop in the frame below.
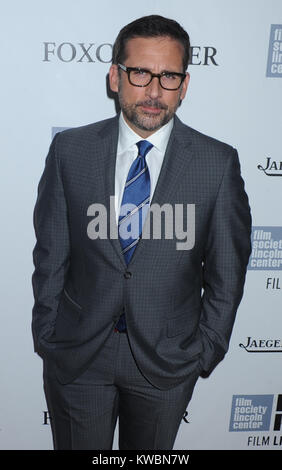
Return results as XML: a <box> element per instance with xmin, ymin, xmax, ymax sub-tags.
<box><xmin>1</xmin><ymin>0</ymin><xmax>282</xmax><ymax>450</ymax></box>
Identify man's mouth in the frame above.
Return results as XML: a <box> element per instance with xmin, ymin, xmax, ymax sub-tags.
<box><xmin>137</xmin><ymin>101</ymin><xmax>167</xmax><ymax>114</ymax></box>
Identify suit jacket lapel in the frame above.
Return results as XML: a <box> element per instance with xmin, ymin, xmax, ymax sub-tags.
<box><xmin>96</xmin><ymin>115</ymin><xmax>127</xmax><ymax>268</ymax></box>
<box><xmin>150</xmin><ymin>115</ymin><xmax>193</xmax><ymax>207</ymax></box>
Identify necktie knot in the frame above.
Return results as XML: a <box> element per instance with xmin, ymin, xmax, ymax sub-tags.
<box><xmin>136</xmin><ymin>140</ymin><xmax>153</xmax><ymax>159</ymax></box>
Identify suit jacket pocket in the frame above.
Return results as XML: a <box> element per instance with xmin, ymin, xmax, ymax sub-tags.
<box><xmin>56</xmin><ymin>288</ymin><xmax>82</xmax><ymax>325</ymax></box>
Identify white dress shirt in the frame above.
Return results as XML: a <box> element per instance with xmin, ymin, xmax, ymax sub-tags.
<box><xmin>114</xmin><ymin>112</ymin><xmax>174</xmax><ymax>223</ymax></box>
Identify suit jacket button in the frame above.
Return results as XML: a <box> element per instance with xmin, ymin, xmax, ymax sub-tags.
<box><xmin>124</xmin><ymin>271</ymin><xmax>132</xmax><ymax>279</ymax></box>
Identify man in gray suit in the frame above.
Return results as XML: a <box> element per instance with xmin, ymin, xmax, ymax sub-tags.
<box><xmin>32</xmin><ymin>15</ymin><xmax>252</xmax><ymax>450</ymax></box>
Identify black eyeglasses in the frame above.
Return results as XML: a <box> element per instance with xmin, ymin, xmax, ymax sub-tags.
<box><xmin>118</xmin><ymin>63</ymin><xmax>186</xmax><ymax>91</ymax></box>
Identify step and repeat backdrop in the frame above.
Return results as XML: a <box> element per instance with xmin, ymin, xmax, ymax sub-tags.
<box><xmin>1</xmin><ymin>0</ymin><xmax>281</xmax><ymax>450</ymax></box>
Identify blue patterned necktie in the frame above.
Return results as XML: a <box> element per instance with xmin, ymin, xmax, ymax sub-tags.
<box><xmin>115</xmin><ymin>140</ymin><xmax>153</xmax><ymax>332</ymax></box>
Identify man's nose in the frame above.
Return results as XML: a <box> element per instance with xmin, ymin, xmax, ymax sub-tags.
<box><xmin>145</xmin><ymin>76</ymin><xmax>162</xmax><ymax>99</ymax></box>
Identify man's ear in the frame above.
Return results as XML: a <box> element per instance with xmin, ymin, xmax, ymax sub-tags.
<box><xmin>109</xmin><ymin>64</ymin><xmax>119</xmax><ymax>93</ymax></box>
<box><xmin>180</xmin><ymin>72</ymin><xmax>190</xmax><ymax>101</ymax></box>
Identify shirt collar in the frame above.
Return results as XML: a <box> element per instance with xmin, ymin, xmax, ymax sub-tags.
<box><xmin>118</xmin><ymin>111</ymin><xmax>174</xmax><ymax>154</ymax></box>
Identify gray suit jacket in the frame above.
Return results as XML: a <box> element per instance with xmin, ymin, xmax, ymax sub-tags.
<box><xmin>32</xmin><ymin>114</ymin><xmax>252</xmax><ymax>389</ymax></box>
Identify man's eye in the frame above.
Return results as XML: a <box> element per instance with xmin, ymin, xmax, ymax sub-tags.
<box><xmin>134</xmin><ymin>70</ymin><xmax>147</xmax><ymax>76</ymax></box>
<box><xmin>164</xmin><ymin>73</ymin><xmax>177</xmax><ymax>80</ymax></box>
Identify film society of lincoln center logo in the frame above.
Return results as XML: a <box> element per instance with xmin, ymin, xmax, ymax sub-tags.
<box><xmin>266</xmin><ymin>25</ymin><xmax>282</xmax><ymax>77</ymax></box>
<box><xmin>248</xmin><ymin>226</ymin><xmax>282</xmax><ymax>270</ymax></box>
<box><xmin>229</xmin><ymin>395</ymin><xmax>282</xmax><ymax>435</ymax></box>
<box><xmin>229</xmin><ymin>395</ymin><xmax>273</xmax><ymax>432</ymax></box>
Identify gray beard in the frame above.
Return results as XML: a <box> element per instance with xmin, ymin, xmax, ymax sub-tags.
<box><xmin>122</xmin><ymin>105</ymin><xmax>171</xmax><ymax>132</ymax></box>
<box><xmin>118</xmin><ymin>95</ymin><xmax>181</xmax><ymax>133</ymax></box>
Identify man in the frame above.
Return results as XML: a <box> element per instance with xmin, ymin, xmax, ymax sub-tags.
<box><xmin>32</xmin><ymin>15</ymin><xmax>252</xmax><ymax>450</ymax></box>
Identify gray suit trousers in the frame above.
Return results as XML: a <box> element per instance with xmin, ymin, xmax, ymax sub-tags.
<box><xmin>43</xmin><ymin>328</ymin><xmax>200</xmax><ymax>450</ymax></box>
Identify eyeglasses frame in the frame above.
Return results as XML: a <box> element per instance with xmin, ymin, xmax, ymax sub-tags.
<box><xmin>117</xmin><ymin>63</ymin><xmax>187</xmax><ymax>91</ymax></box>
